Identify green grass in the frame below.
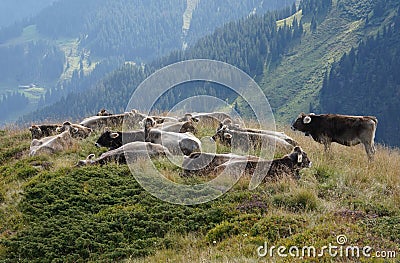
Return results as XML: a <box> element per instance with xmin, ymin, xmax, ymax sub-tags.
<box><xmin>0</xmin><ymin>122</ymin><xmax>399</xmax><ymax>262</ymax></box>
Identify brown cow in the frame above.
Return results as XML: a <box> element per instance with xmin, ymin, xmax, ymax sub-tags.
<box><xmin>291</xmin><ymin>113</ymin><xmax>378</xmax><ymax>160</ymax></box>
<box><xmin>76</xmin><ymin>141</ymin><xmax>170</xmax><ymax>166</ymax></box>
<box><xmin>214</xmin><ymin>146</ymin><xmax>311</xmax><ymax>180</ymax></box>
<box><xmin>29</xmin><ymin>124</ymin><xmax>60</xmax><ymax>139</ymax></box>
<box><xmin>181</xmin><ymin>152</ymin><xmax>262</xmax><ymax>176</ymax></box>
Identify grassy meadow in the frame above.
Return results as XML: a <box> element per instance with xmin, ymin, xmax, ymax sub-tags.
<box><xmin>0</xmin><ymin>123</ymin><xmax>399</xmax><ymax>262</ymax></box>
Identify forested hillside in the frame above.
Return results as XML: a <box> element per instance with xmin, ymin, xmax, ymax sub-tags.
<box><xmin>23</xmin><ymin>0</ymin><xmax>400</xmax><ymax>148</ymax></box>
<box><xmin>0</xmin><ymin>0</ymin><xmax>56</xmax><ymax>28</ymax></box>
<box><xmin>0</xmin><ymin>0</ymin><xmax>293</xmax><ymax>126</ymax></box>
<box><xmin>21</xmin><ymin>5</ymin><xmax>301</xmax><ymax>123</ymax></box>
<box><xmin>320</xmin><ymin>5</ymin><xmax>400</xmax><ymax>146</ymax></box>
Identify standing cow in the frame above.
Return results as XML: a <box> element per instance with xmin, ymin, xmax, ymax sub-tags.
<box><xmin>291</xmin><ymin>113</ymin><xmax>378</xmax><ymax>160</ymax></box>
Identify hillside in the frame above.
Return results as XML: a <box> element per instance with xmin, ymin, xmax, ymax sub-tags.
<box><xmin>0</xmin><ymin>123</ymin><xmax>399</xmax><ymax>262</ymax></box>
<box><xmin>0</xmin><ymin>0</ymin><xmax>293</xmax><ymax>126</ymax></box>
<box><xmin>261</xmin><ymin>0</ymin><xmax>400</xmax><ymax>123</ymax></box>
<box><xmin>320</xmin><ymin>4</ymin><xmax>400</xmax><ymax>146</ymax></box>
<box><xmin>22</xmin><ymin>0</ymin><xmax>400</xmax><ymax>148</ymax></box>
<box><xmin>0</xmin><ymin>0</ymin><xmax>57</xmax><ymax>28</ymax></box>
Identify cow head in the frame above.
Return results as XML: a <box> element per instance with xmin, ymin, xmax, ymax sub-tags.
<box><xmin>76</xmin><ymin>154</ymin><xmax>96</xmax><ymax>166</ymax></box>
<box><xmin>179</xmin><ymin>113</ymin><xmax>200</xmax><ymax>123</ymax></box>
<box><xmin>29</xmin><ymin>125</ymin><xmax>42</xmax><ymax>139</ymax></box>
<box><xmin>97</xmin><ymin>108</ymin><xmax>113</xmax><ymax>116</ymax></box>
<box><xmin>180</xmin><ymin>120</ymin><xmax>197</xmax><ymax>134</ymax></box>
<box><xmin>288</xmin><ymin>146</ymin><xmax>312</xmax><ymax>169</ymax></box>
<box><xmin>212</xmin><ymin>125</ymin><xmax>232</xmax><ymax>146</ymax></box>
<box><xmin>291</xmin><ymin>113</ymin><xmax>315</xmax><ymax>134</ymax></box>
<box><xmin>95</xmin><ymin>131</ymin><xmax>121</xmax><ymax>148</ymax></box>
<box><xmin>56</xmin><ymin>121</ymin><xmax>79</xmax><ymax>135</ymax></box>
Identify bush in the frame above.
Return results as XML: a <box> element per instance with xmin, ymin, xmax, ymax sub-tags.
<box><xmin>273</xmin><ymin>189</ymin><xmax>319</xmax><ymax>212</ymax></box>
<box><xmin>250</xmin><ymin>214</ymin><xmax>307</xmax><ymax>242</ymax></box>
<box><xmin>206</xmin><ymin>221</ymin><xmax>239</xmax><ymax>242</ymax></box>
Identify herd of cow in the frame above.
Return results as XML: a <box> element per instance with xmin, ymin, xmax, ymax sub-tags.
<box><xmin>28</xmin><ymin>109</ymin><xmax>378</xmax><ymax>180</ymax></box>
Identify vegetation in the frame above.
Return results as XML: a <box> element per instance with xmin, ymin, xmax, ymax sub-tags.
<box><xmin>0</xmin><ymin>121</ymin><xmax>399</xmax><ymax>262</ymax></box>
<box><xmin>320</xmin><ymin>5</ymin><xmax>400</xmax><ymax>146</ymax></box>
<box><xmin>0</xmin><ymin>0</ymin><xmax>296</xmax><ymax>126</ymax></box>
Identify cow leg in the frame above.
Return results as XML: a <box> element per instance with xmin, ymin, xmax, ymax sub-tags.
<box><xmin>363</xmin><ymin>141</ymin><xmax>375</xmax><ymax>161</ymax></box>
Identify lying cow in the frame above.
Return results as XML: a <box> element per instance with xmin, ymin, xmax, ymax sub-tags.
<box><xmin>291</xmin><ymin>113</ymin><xmax>378</xmax><ymax>160</ymax></box>
<box><xmin>80</xmin><ymin>109</ymin><xmax>146</xmax><ymax>131</ymax></box>
<box><xmin>29</xmin><ymin>124</ymin><xmax>60</xmax><ymax>139</ymax></box>
<box><xmin>214</xmin><ymin>146</ymin><xmax>311</xmax><ymax>180</ymax></box>
<box><xmin>30</xmin><ymin>122</ymin><xmax>76</xmax><ymax>156</ymax></box>
<box><xmin>97</xmin><ymin>109</ymin><xmax>113</xmax><ymax>116</ymax></box>
<box><xmin>219</xmin><ymin>118</ymin><xmax>298</xmax><ymax>146</ymax></box>
<box><xmin>56</xmin><ymin>121</ymin><xmax>92</xmax><ymax>139</ymax></box>
<box><xmin>182</xmin><ymin>152</ymin><xmax>262</xmax><ymax>176</ymax></box>
<box><xmin>179</xmin><ymin>112</ymin><xmax>232</xmax><ymax>128</ymax></box>
<box><xmin>212</xmin><ymin>125</ymin><xmax>293</xmax><ymax>155</ymax></box>
<box><xmin>77</xmin><ymin>141</ymin><xmax>170</xmax><ymax>166</ymax></box>
<box><xmin>153</xmin><ymin>119</ymin><xmax>197</xmax><ymax>134</ymax></box>
<box><xmin>95</xmin><ymin>129</ymin><xmax>145</xmax><ymax>149</ymax></box>
<box><xmin>143</xmin><ymin>117</ymin><xmax>201</xmax><ymax>156</ymax></box>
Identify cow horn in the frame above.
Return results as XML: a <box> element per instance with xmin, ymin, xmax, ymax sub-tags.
<box><xmin>303</xmin><ymin>116</ymin><xmax>312</xmax><ymax>124</ymax></box>
<box><xmin>55</xmin><ymin>127</ymin><xmax>61</xmax><ymax>133</ymax></box>
<box><xmin>110</xmin><ymin>132</ymin><xmax>119</xmax><ymax>139</ymax></box>
<box><xmin>87</xmin><ymin>153</ymin><xmax>95</xmax><ymax>160</ymax></box>
<box><xmin>72</xmin><ymin>128</ymin><xmax>79</xmax><ymax>133</ymax></box>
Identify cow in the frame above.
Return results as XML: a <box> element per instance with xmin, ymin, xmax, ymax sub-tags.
<box><xmin>219</xmin><ymin>118</ymin><xmax>298</xmax><ymax>146</ymax></box>
<box><xmin>291</xmin><ymin>113</ymin><xmax>378</xmax><ymax>160</ymax></box>
<box><xmin>155</xmin><ymin>120</ymin><xmax>197</xmax><ymax>134</ymax></box>
<box><xmin>56</xmin><ymin>121</ymin><xmax>92</xmax><ymax>139</ymax></box>
<box><xmin>80</xmin><ymin>110</ymin><xmax>146</xmax><ymax>131</ymax></box>
<box><xmin>212</xmin><ymin>125</ymin><xmax>293</xmax><ymax>155</ymax></box>
<box><xmin>29</xmin><ymin>124</ymin><xmax>60</xmax><ymax>140</ymax></box>
<box><xmin>143</xmin><ymin>117</ymin><xmax>201</xmax><ymax>156</ymax></box>
<box><xmin>214</xmin><ymin>146</ymin><xmax>311</xmax><ymax>180</ymax></box>
<box><xmin>97</xmin><ymin>109</ymin><xmax>113</xmax><ymax>116</ymax></box>
<box><xmin>149</xmin><ymin>115</ymin><xmax>179</xmax><ymax>124</ymax></box>
<box><xmin>76</xmin><ymin>142</ymin><xmax>170</xmax><ymax>166</ymax></box>
<box><xmin>95</xmin><ymin>129</ymin><xmax>145</xmax><ymax>149</ymax></box>
<box><xmin>179</xmin><ymin>112</ymin><xmax>232</xmax><ymax>128</ymax></box>
<box><xmin>30</xmin><ymin>122</ymin><xmax>77</xmax><ymax>156</ymax></box>
<box><xmin>182</xmin><ymin>152</ymin><xmax>262</xmax><ymax>176</ymax></box>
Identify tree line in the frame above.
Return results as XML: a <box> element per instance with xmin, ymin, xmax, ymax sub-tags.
<box><xmin>21</xmin><ymin>2</ymin><xmax>306</xmax><ymax>123</ymax></box>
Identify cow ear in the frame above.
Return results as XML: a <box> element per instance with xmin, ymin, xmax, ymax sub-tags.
<box><xmin>192</xmin><ymin>117</ymin><xmax>200</xmax><ymax>123</ymax></box>
<box><xmin>110</xmin><ymin>132</ymin><xmax>119</xmax><ymax>139</ymax></box>
<box><xmin>297</xmin><ymin>153</ymin><xmax>303</xmax><ymax>163</ymax></box>
<box><xmin>303</xmin><ymin>116</ymin><xmax>312</xmax><ymax>124</ymax></box>
<box><xmin>224</xmin><ymin>133</ymin><xmax>232</xmax><ymax>139</ymax></box>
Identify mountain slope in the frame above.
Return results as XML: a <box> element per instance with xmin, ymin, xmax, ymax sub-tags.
<box><xmin>0</xmin><ymin>0</ymin><xmax>57</xmax><ymax>28</ymax></box>
<box><xmin>0</xmin><ymin>0</ymin><xmax>294</xmax><ymax>126</ymax></box>
<box><xmin>261</xmin><ymin>0</ymin><xmax>399</xmax><ymax>123</ymax></box>
<box><xmin>0</xmin><ymin>125</ymin><xmax>399</xmax><ymax>262</ymax></box>
<box><xmin>320</xmin><ymin>5</ymin><xmax>400</xmax><ymax>146</ymax></box>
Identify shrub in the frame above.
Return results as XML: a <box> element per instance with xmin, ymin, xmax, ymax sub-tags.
<box><xmin>250</xmin><ymin>214</ymin><xmax>307</xmax><ymax>242</ymax></box>
<box><xmin>273</xmin><ymin>189</ymin><xmax>319</xmax><ymax>212</ymax></box>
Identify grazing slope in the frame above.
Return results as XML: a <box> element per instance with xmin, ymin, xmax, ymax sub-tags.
<box><xmin>0</xmin><ymin>122</ymin><xmax>399</xmax><ymax>262</ymax></box>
